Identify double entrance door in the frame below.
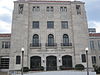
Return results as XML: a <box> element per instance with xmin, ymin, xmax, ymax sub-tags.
<box><xmin>30</xmin><ymin>56</ymin><xmax>57</xmax><ymax>71</ymax></box>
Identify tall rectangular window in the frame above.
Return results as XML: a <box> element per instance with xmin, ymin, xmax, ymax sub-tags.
<box><xmin>98</xmin><ymin>40</ymin><xmax>100</xmax><ymax>50</ymax></box>
<box><xmin>32</xmin><ymin>21</ymin><xmax>39</xmax><ymax>28</ymax></box>
<box><xmin>46</xmin><ymin>6</ymin><xmax>53</xmax><ymax>12</ymax></box>
<box><xmin>91</xmin><ymin>56</ymin><xmax>96</xmax><ymax>64</ymax></box>
<box><xmin>76</xmin><ymin>5</ymin><xmax>81</xmax><ymax>15</ymax></box>
<box><xmin>47</xmin><ymin>21</ymin><xmax>54</xmax><ymax>28</ymax></box>
<box><xmin>61</xmin><ymin>21</ymin><xmax>68</xmax><ymax>28</ymax></box>
<box><xmin>2</xmin><ymin>41</ymin><xmax>10</xmax><ymax>49</ymax></box>
<box><xmin>16</xmin><ymin>56</ymin><xmax>21</xmax><ymax>64</ymax></box>
<box><xmin>90</xmin><ymin>41</ymin><xmax>95</xmax><ymax>50</ymax></box>
<box><xmin>81</xmin><ymin>54</ymin><xmax>86</xmax><ymax>62</ymax></box>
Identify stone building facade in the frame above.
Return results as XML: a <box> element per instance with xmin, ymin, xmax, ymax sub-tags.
<box><xmin>0</xmin><ymin>0</ymin><xmax>94</xmax><ymax>71</ymax></box>
<box><xmin>89</xmin><ymin>33</ymin><xmax>100</xmax><ymax>66</ymax></box>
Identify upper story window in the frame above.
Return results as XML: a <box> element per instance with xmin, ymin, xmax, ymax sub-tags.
<box><xmin>47</xmin><ymin>21</ymin><xmax>54</xmax><ymax>28</ymax></box>
<box><xmin>60</xmin><ymin>7</ymin><xmax>67</xmax><ymax>12</ymax></box>
<box><xmin>61</xmin><ymin>21</ymin><xmax>68</xmax><ymax>29</ymax></box>
<box><xmin>32</xmin><ymin>6</ymin><xmax>40</xmax><ymax>12</ymax></box>
<box><xmin>2</xmin><ymin>41</ymin><xmax>10</xmax><ymax>49</ymax></box>
<box><xmin>18</xmin><ymin>4</ymin><xmax>24</xmax><ymax>14</ymax></box>
<box><xmin>76</xmin><ymin>5</ymin><xmax>81</xmax><ymax>15</ymax></box>
<box><xmin>63</xmin><ymin>34</ymin><xmax>69</xmax><ymax>45</ymax></box>
<box><xmin>48</xmin><ymin>34</ymin><xmax>54</xmax><ymax>46</ymax></box>
<box><xmin>81</xmin><ymin>54</ymin><xmax>86</xmax><ymax>62</ymax></box>
<box><xmin>46</xmin><ymin>6</ymin><xmax>53</xmax><ymax>12</ymax></box>
<box><xmin>98</xmin><ymin>40</ymin><xmax>100</xmax><ymax>50</ymax></box>
<box><xmin>16</xmin><ymin>56</ymin><xmax>21</xmax><ymax>64</ymax></box>
<box><xmin>32</xmin><ymin>34</ymin><xmax>39</xmax><ymax>46</ymax></box>
<box><xmin>32</xmin><ymin>21</ymin><xmax>39</xmax><ymax>28</ymax></box>
<box><xmin>91</xmin><ymin>56</ymin><xmax>96</xmax><ymax>64</ymax></box>
<box><xmin>90</xmin><ymin>40</ymin><xmax>95</xmax><ymax>50</ymax></box>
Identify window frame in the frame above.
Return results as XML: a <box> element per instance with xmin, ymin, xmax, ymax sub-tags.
<box><xmin>32</xmin><ymin>21</ymin><xmax>39</xmax><ymax>29</ymax></box>
<box><xmin>16</xmin><ymin>56</ymin><xmax>21</xmax><ymax>64</ymax></box>
<box><xmin>61</xmin><ymin>21</ymin><xmax>68</xmax><ymax>29</ymax></box>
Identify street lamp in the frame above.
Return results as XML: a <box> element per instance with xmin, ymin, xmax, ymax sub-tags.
<box><xmin>21</xmin><ymin>48</ymin><xmax>24</xmax><ymax>75</ymax></box>
<box><xmin>85</xmin><ymin>47</ymin><xmax>89</xmax><ymax>75</ymax></box>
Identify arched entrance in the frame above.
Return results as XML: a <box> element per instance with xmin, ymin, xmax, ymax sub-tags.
<box><xmin>62</xmin><ymin>55</ymin><xmax>72</xmax><ymax>68</ymax></box>
<box><xmin>46</xmin><ymin>56</ymin><xmax>57</xmax><ymax>71</ymax></box>
<box><xmin>30</xmin><ymin>56</ymin><xmax>41</xmax><ymax>70</ymax></box>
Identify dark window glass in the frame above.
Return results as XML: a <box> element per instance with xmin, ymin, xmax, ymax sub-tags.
<box><xmin>76</xmin><ymin>5</ymin><xmax>81</xmax><ymax>15</ymax></box>
<box><xmin>48</xmin><ymin>34</ymin><xmax>54</xmax><ymax>46</ymax></box>
<box><xmin>32</xmin><ymin>21</ymin><xmax>39</xmax><ymax>28</ymax></box>
<box><xmin>16</xmin><ymin>56</ymin><xmax>21</xmax><ymax>64</ymax></box>
<box><xmin>32</xmin><ymin>6</ymin><xmax>40</xmax><ymax>12</ymax></box>
<box><xmin>47</xmin><ymin>21</ymin><xmax>54</xmax><ymax>28</ymax></box>
<box><xmin>61</xmin><ymin>21</ymin><xmax>68</xmax><ymax>28</ymax></box>
<box><xmin>0</xmin><ymin>58</ymin><xmax>9</xmax><ymax>69</ymax></box>
<box><xmin>81</xmin><ymin>54</ymin><xmax>86</xmax><ymax>62</ymax></box>
<box><xmin>60</xmin><ymin>7</ymin><xmax>67</xmax><ymax>12</ymax></box>
<box><xmin>98</xmin><ymin>40</ymin><xmax>100</xmax><ymax>50</ymax></box>
<box><xmin>63</xmin><ymin>34</ymin><xmax>69</xmax><ymax>45</ymax></box>
<box><xmin>2</xmin><ymin>41</ymin><xmax>10</xmax><ymax>48</ymax></box>
<box><xmin>90</xmin><ymin>41</ymin><xmax>95</xmax><ymax>50</ymax></box>
<box><xmin>33</xmin><ymin>34</ymin><xmax>39</xmax><ymax>46</ymax></box>
<box><xmin>46</xmin><ymin>6</ymin><xmax>53</xmax><ymax>12</ymax></box>
<box><xmin>18</xmin><ymin>4</ymin><xmax>24</xmax><ymax>14</ymax></box>
<box><xmin>91</xmin><ymin>56</ymin><xmax>96</xmax><ymax>64</ymax></box>
<box><xmin>62</xmin><ymin>55</ymin><xmax>72</xmax><ymax>67</ymax></box>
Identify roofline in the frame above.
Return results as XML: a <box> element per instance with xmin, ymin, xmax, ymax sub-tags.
<box><xmin>0</xmin><ymin>34</ymin><xmax>11</xmax><ymax>37</ymax></box>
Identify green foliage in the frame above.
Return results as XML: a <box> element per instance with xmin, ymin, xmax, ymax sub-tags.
<box><xmin>22</xmin><ymin>67</ymin><xmax>29</xmax><ymax>72</ymax></box>
<box><xmin>75</xmin><ymin>64</ymin><xmax>85</xmax><ymax>70</ymax></box>
<box><xmin>30</xmin><ymin>66</ymin><xmax>44</xmax><ymax>71</ymax></box>
<box><xmin>59</xmin><ymin>66</ymin><xmax>74</xmax><ymax>70</ymax></box>
<box><xmin>93</xmin><ymin>65</ymin><xmax>100</xmax><ymax>74</ymax></box>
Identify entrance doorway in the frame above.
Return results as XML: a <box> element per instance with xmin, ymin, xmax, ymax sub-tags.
<box><xmin>30</xmin><ymin>56</ymin><xmax>41</xmax><ymax>70</ymax></box>
<box><xmin>46</xmin><ymin>56</ymin><xmax>57</xmax><ymax>71</ymax></box>
<box><xmin>62</xmin><ymin>55</ymin><xmax>72</xmax><ymax>68</ymax></box>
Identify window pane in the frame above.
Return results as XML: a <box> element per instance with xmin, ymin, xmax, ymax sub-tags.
<box><xmin>61</xmin><ymin>21</ymin><xmax>68</xmax><ymax>28</ymax></box>
<box><xmin>16</xmin><ymin>56</ymin><xmax>21</xmax><ymax>64</ymax></box>
<box><xmin>33</xmin><ymin>34</ymin><xmax>39</xmax><ymax>46</ymax></box>
<box><xmin>91</xmin><ymin>56</ymin><xmax>96</xmax><ymax>64</ymax></box>
<box><xmin>48</xmin><ymin>34</ymin><xmax>54</xmax><ymax>45</ymax></box>
<box><xmin>47</xmin><ymin>21</ymin><xmax>54</xmax><ymax>28</ymax></box>
<box><xmin>98</xmin><ymin>40</ymin><xmax>100</xmax><ymax>50</ymax></box>
<box><xmin>90</xmin><ymin>41</ymin><xmax>95</xmax><ymax>50</ymax></box>
<box><xmin>76</xmin><ymin>5</ymin><xmax>81</xmax><ymax>15</ymax></box>
<box><xmin>32</xmin><ymin>21</ymin><xmax>39</xmax><ymax>28</ymax></box>
<box><xmin>81</xmin><ymin>54</ymin><xmax>86</xmax><ymax>62</ymax></box>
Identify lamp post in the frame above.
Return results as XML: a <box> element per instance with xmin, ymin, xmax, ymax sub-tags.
<box><xmin>21</xmin><ymin>48</ymin><xmax>24</xmax><ymax>75</ymax></box>
<box><xmin>85</xmin><ymin>47</ymin><xmax>89</xmax><ymax>75</ymax></box>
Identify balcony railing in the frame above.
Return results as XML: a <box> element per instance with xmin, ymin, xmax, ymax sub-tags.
<box><xmin>45</xmin><ymin>43</ymin><xmax>57</xmax><ymax>48</ymax></box>
<box><xmin>61</xmin><ymin>43</ymin><xmax>72</xmax><ymax>48</ymax></box>
<box><xmin>30</xmin><ymin>43</ymin><xmax>41</xmax><ymax>48</ymax></box>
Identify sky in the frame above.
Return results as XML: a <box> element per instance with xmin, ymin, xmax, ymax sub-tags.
<box><xmin>0</xmin><ymin>0</ymin><xmax>100</xmax><ymax>33</ymax></box>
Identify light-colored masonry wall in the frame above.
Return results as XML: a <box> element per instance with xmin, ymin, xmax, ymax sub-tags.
<box><xmin>89</xmin><ymin>36</ymin><xmax>100</xmax><ymax>66</ymax></box>
<box><xmin>9</xmin><ymin>1</ymin><xmax>92</xmax><ymax>70</ymax></box>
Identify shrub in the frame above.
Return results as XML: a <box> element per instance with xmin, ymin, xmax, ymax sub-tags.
<box><xmin>59</xmin><ymin>66</ymin><xmax>74</xmax><ymax>70</ymax></box>
<box><xmin>93</xmin><ymin>65</ymin><xmax>100</xmax><ymax>74</ymax></box>
<box><xmin>21</xmin><ymin>67</ymin><xmax>29</xmax><ymax>72</ymax></box>
<box><xmin>75</xmin><ymin>64</ymin><xmax>85</xmax><ymax>70</ymax></box>
<box><xmin>30</xmin><ymin>66</ymin><xmax>44</xmax><ymax>71</ymax></box>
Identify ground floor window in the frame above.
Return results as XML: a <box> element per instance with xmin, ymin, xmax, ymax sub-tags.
<box><xmin>91</xmin><ymin>56</ymin><xmax>96</xmax><ymax>64</ymax></box>
<box><xmin>0</xmin><ymin>57</ymin><xmax>9</xmax><ymax>69</ymax></box>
